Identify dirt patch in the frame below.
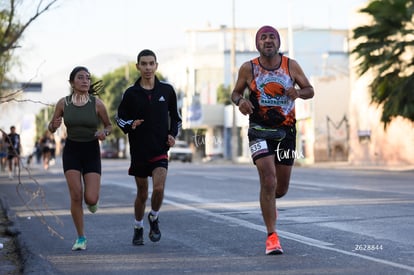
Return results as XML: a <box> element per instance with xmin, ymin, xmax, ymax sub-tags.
<box><xmin>0</xmin><ymin>211</ymin><xmax>23</xmax><ymax>275</ymax></box>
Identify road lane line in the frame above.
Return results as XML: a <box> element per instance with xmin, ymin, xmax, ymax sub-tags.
<box><xmin>108</xmin><ymin>181</ymin><xmax>414</xmax><ymax>272</ymax></box>
<box><xmin>163</xmin><ymin>197</ymin><xmax>414</xmax><ymax>273</ymax></box>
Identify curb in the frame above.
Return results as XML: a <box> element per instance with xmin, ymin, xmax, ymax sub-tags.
<box><xmin>0</xmin><ymin>195</ymin><xmax>60</xmax><ymax>275</ymax></box>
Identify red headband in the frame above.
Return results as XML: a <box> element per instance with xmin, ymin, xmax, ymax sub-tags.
<box><xmin>255</xmin><ymin>25</ymin><xmax>280</xmax><ymax>50</ymax></box>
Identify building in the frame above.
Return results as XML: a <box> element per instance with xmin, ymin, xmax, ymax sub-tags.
<box><xmin>162</xmin><ymin>26</ymin><xmax>351</xmax><ymax>164</ymax></box>
<box><xmin>347</xmin><ymin>9</ymin><xmax>414</xmax><ymax>166</ymax></box>
<box><xmin>0</xmin><ymin>82</ymin><xmax>43</xmax><ymax>157</ymax></box>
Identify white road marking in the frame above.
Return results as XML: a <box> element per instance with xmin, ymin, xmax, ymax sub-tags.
<box><xmin>164</xmin><ymin>194</ymin><xmax>414</xmax><ymax>272</ymax></box>
<box><xmin>108</xmin><ymin>181</ymin><xmax>414</xmax><ymax>272</ymax></box>
<box><xmin>163</xmin><ymin>197</ymin><xmax>414</xmax><ymax>273</ymax></box>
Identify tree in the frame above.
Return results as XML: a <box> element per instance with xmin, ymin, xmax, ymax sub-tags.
<box><xmin>351</xmin><ymin>0</ymin><xmax>414</xmax><ymax>127</ymax></box>
<box><xmin>35</xmin><ymin>105</ymin><xmax>53</xmax><ymax>140</ymax></box>
<box><xmin>100</xmin><ymin>63</ymin><xmax>136</xmax><ymax>138</ymax></box>
<box><xmin>99</xmin><ymin>63</ymin><xmax>167</xmax><ymax>139</ymax></box>
<box><xmin>0</xmin><ymin>0</ymin><xmax>59</xmax><ymax>94</ymax></box>
<box><xmin>216</xmin><ymin>83</ymin><xmax>231</xmax><ymax>105</ymax></box>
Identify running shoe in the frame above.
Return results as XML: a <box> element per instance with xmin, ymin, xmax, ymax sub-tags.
<box><xmin>87</xmin><ymin>203</ymin><xmax>98</xmax><ymax>214</ymax></box>
<box><xmin>72</xmin><ymin>236</ymin><xmax>87</xmax><ymax>251</ymax></box>
<box><xmin>265</xmin><ymin>232</ymin><xmax>283</xmax><ymax>255</ymax></box>
<box><xmin>148</xmin><ymin>213</ymin><xmax>161</xmax><ymax>242</ymax></box>
<box><xmin>132</xmin><ymin>226</ymin><xmax>144</xmax><ymax>245</ymax></box>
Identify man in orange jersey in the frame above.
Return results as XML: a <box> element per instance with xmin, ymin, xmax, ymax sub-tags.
<box><xmin>231</xmin><ymin>25</ymin><xmax>314</xmax><ymax>255</ymax></box>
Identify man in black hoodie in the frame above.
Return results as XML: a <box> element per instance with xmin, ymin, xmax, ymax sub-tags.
<box><xmin>116</xmin><ymin>49</ymin><xmax>182</xmax><ymax>246</ymax></box>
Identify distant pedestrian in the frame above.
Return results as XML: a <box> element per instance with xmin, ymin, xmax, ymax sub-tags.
<box><xmin>34</xmin><ymin>140</ymin><xmax>42</xmax><ymax>164</ymax></box>
<box><xmin>47</xmin><ymin>66</ymin><xmax>112</xmax><ymax>251</ymax></box>
<box><xmin>49</xmin><ymin>134</ymin><xmax>56</xmax><ymax>164</ymax></box>
<box><xmin>0</xmin><ymin>130</ymin><xmax>8</xmax><ymax>172</ymax></box>
<box><xmin>6</xmin><ymin>126</ymin><xmax>21</xmax><ymax>180</ymax></box>
<box><xmin>116</xmin><ymin>49</ymin><xmax>182</xmax><ymax>245</ymax></box>
<box><xmin>40</xmin><ymin>131</ymin><xmax>53</xmax><ymax>170</ymax></box>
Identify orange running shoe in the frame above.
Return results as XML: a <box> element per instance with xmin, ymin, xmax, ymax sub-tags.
<box><xmin>265</xmin><ymin>232</ymin><xmax>283</xmax><ymax>255</ymax></box>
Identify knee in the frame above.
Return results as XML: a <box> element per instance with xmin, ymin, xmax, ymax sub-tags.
<box><xmin>275</xmin><ymin>190</ymin><xmax>288</xmax><ymax>198</ymax></box>
<box><xmin>152</xmin><ymin>185</ymin><xmax>164</xmax><ymax>195</ymax></box>
<box><xmin>83</xmin><ymin>188</ymin><xmax>99</xmax><ymax>205</ymax></box>
<box><xmin>262</xmin><ymin>172</ymin><xmax>274</xmax><ymax>181</ymax></box>
<box><xmin>275</xmin><ymin>183</ymin><xmax>289</xmax><ymax>198</ymax></box>
<box><xmin>84</xmin><ymin>194</ymin><xmax>99</xmax><ymax>206</ymax></box>
<box><xmin>260</xmin><ymin>173</ymin><xmax>276</xmax><ymax>190</ymax></box>
<box><xmin>71</xmin><ymin>193</ymin><xmax>83</xmax><ymax>204</ymax></box>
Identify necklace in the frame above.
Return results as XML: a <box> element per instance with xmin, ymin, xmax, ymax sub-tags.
<box><xmin>71</xmin><ymin>93</ymin><xmax>90</xmax><ymax>105</ymax></box>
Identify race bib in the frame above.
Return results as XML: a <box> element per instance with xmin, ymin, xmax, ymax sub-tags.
<box><xmin>249</xmin><ymin>139</ymin><xmax>269</xmax><ymax>158</ymax></box>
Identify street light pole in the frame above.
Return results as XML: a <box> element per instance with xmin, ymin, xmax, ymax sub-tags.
<box><xmin>230</xmin><ymin>0</ymin><xmax>238</xmax><ymax>163</ymax></box>
<box><xmin>288</xmin><ymin>0</ymin><xmax>295</xmax><ymax>59</ymax></box>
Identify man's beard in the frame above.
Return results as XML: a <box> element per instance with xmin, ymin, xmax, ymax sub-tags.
<box><xmin>262</xmin><ymin>50</ymin><xmax>277</xmax><ymax>58</ymax></box>
<box><xmin>261</xmin><ymin>46</ymin><xmax>278</xmax><ymax>57</ymax></box>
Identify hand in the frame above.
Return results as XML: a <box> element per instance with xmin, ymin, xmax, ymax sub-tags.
<box><xmin>285</xmin><ymin>87</ymin><xmax>300</xmax><ymax>100</ymax></box>
<box><xmin>131</xmin><ymin>119</ymin><xmax>144</xmax><ymax>130</ymax></box>
<box><xmin>166</xmin><ymin>135</ymin><xmax>175</xmax><ymax>147</ymax></box>
<box><xmin>238</xmin><ymin>98</ymin><xmax>254</xmax><ymax>115</ymax></box>
<box><xmin>49</xmin><ymin>117</ymin><xmax>62</xmax><ymax>132</ymax></box>
<box><xmin>95</xmin><ymin>130</ymin><xmax>107</xmax><ymax>141</ymax></box>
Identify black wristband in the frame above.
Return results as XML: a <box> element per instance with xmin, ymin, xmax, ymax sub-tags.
<box><xmin>235</xmin><ymin>97</ymin><xmax>244</xmax><ymax>106</ymax></box>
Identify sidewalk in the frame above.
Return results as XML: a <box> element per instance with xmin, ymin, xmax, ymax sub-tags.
<box><xmin>0</xmin><ymin>193</ymin><xmax>21</xmax><ymax>275</ymax></box>
<box><xmin>0</xmin><ymin>162</ymin><xmax>57</xmax><ymax>275</ymax></box>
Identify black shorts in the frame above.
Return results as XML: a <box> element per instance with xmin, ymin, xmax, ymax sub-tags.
<box><xmin>128</xmin><ymin>158</ymin><xmax>168</xmax><ymax>178</ymax></box>
<box><xmin>7</xmin><ymin>149</ymin><xmax>20</xmax><ymax>160</ymax></box>
<box><xmin>62</xmin><ymin>139</ymin><xmax>101</xmax><ymax>174</ymax></box>
<box><xmin>248</xmin><ymin>126</ymin><xmax>297</xmax><ymax>166</ymax></box>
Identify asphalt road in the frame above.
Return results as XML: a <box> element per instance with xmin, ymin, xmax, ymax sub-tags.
<box><xmin>1</xmin><ymin>159</ymin><xmax>414</xmax><ymax>275</ymax></box>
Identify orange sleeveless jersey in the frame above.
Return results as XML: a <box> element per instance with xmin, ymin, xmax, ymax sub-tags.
<box><xmin>248</xmin><ymin>55</ymin><xmax>295</xmax><ymax>127</ymax></box>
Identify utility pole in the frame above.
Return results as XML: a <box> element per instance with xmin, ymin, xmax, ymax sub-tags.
<box><xmin>230</xmin><ymin>0</ymin><xmax>238</xmax><ymax>163</ymax></box>
<box><xmin>288</xmin><ymin>1</ymin><xmax>295</xmax><ymax>59</ymax></box>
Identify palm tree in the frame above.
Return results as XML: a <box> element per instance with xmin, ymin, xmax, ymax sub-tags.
<box><xmin>351</xmin><ymin>0</ymin><xmax>414</xmax><ymax>127</ymax></box>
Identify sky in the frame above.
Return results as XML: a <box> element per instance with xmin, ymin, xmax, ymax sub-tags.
<box><xmin>12</xmin><ymin>0</ymin><xmax>367</xmax><ymax>81</ymax></box>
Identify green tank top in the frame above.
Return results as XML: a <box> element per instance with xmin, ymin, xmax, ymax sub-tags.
<box><xmin>63</xmin><ymin>95</ymin><xmax>100</xmax><ymax>142</ymax></box>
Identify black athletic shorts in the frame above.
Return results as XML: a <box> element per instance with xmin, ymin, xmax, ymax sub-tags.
<box><xmin>128</xmin><ymin>157</ymin><xmax>168</xmax><ymax>178</ymax></box>
<box><xmin>7</xmin><ymin>149</ymin><xmax>20</xmax><ymax>159</ymax></box>
<box><xmin>248</xmin><ymin>126</ymin><xmax>297</xmax><ymax>166</ymax></box>
<box><xmin>62</xmin><ymin>139</ymin><xmax>101</xmax><ymax>174</ymax></box>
